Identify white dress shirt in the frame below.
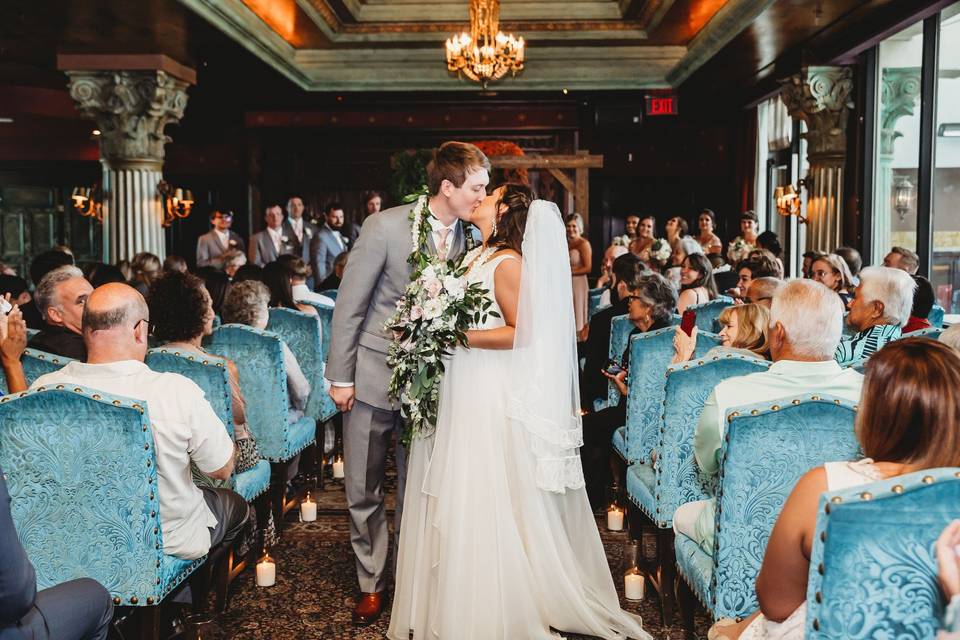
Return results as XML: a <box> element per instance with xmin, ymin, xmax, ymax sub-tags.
<box><xmin>266</xmin><ymin>226</ymin><xmax>284</xmax><ymax>253</ymax></box>
<box><xmin>289</xmin><ymin>217</ymin><xmax>303</xmax><ymax>243</ymax></box>
<box><xmin>426</xmin><ymin>208</ymin><xmax>458</xmax><ymax>258</ymax></box>
<box><xmin>214</xmin><ymin>228</ymin><xmax>231</xmax><ymax>249</ymax></box>
<box><xmin>32</xmin><ymin>360</ymin><xmax>235</xmax><ymax>560</ymax></box>
<box><xmin>292</xmin><ymin>283</ymin><xmax>335</xmax><ymax>308</ymax></box>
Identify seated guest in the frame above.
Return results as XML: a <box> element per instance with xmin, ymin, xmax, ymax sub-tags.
<box><xmin>595</xmin><ymin>243</ymin><xmax>629</xmax><ymax>293</ymax></box>
<box><xmin>275</xmin><ymin>255</ymin><xmax>334</xmax><ymax>307</ymax></box>
<box><xmin>197</xmin><ymin>209</ymin><xmax>244</xmax><ymax>269</ymax></box>
<box><xmin>31</xmin><ymin>283</ymin><xmax>248</xmax><ymax>560</ymax></box>
<box><xmin>0</xmin><ymin>462</ymin><xmax>113</xmax><ymax>640</ymax></box>
<box><xmin>731</xmin><ymin>253</ymin><xmax>780</xmax><ymax>300</ymax></box>
<box><xmin>940</xmin><ymin>324</ymin><xmax>960</xmax><ymax>352</ymax></box>
<box><xmin>667</xmin><ymin>237</ymin><xmax>704</xmax><ymax>289</ymax></box>
<box><xmin>902</xmin><ymin>275</ymin><xmax>935</xmax><ymax>334</ymax></box>
<box><xmin>0</xmin><ymin>275</ymin><xmax>38</xmax><ymax>328</ymax></box>
<box><xmin>748</xmin><ymin>247</ymin><xmax>784</xmax><ymax>279</ymax></box>
<box><xmin>883</xmin><ymin>246</ymin><xmax>920</xmax><ymax>275</ymax></box>
<box><xmin>129</xmin><ymin>252</ymin><xmax>160</xmax><ymax>297</ymax></box>
<box><xmin>27</xmin><ymin>266</ymin><xmax>92</xmax><ymax>361</ymax></box>
<box><xmin>711</xmin><ymin>339</ymin><xmax>960</xmax><ymax>639</ymax></box>
<box><xmin>221</xmin><ymin>281</ymin><xmax>310</xmax><ymax>422</ymax></box>
<box><xmin>580</xmin><ymin>272</ymin><xmax>677</xmax><ymax>509</ymax></box>
<box><xmin>24</xmin><ymin>250</ymin><xmax>74</xmax><ymax>330</ymax></box>
<box><xmin>82</xmin><ymin>263</ymin><xmax>126</xmax><ymax>288</ymax></box>
<box><xmin>836</xmin><ymin>266</ymin><xmax>915</xmax><ymax>367</ymax></box>
<box><xmin>677</xmin><ymin>253</ymin><xmax>718</xmax><ymax>314</ymax></box>
<box><xmin>811</xmin><ymin>253</ymin><xmax>855</xmax><ymax>307</ymax></box>
<box><xmin>801</xmin><ymin>250</ymin><xmax>826</xmax><ymax>279</ymax></box>
<box><xmin>318</xmin><ymin>251</ymin><xmax>348</xmax><ymax>292</ymax></box>
<box><xmin>834</xmin><ymin>246</ymin><xmax>863</xmax><ymax>286</ymax></box>
<box><xmin>221</xmin><ymin>249</ymin><xmax>247</xmax><ymax>280</ymax></box>
<box><xmin>262</xmin><ymin>262</ymin><xmax>320</xmax><ymax>317</ymax></box>
<box><xmin>148</xmin><ymin>271</ymin><xmax>261</xmax><ymax>481</ymax></box>
<box><xmin>162</xmin><ymin>255</ymin><xmax>187</xmax><ymax>274</ymax></box>
<box><xmin>1</xmin><ymin>306</ymin><xmax>28</xmax><ymax>393</ymax></box>
<box><xmin>672</xmin><ymin>303</ymin><xmax>770</xmax><ymax>364</ymax></box>
<box><xmin>232</xmin><ymin>263</ymin><xmax>263</xmax><ymax>283</ymax></box>
<box><xmin>675</xmin><ymin>279</ymin><xmax>863</xmax><ymax>554</ymax></box>
<box><xmin>197</xmin><ymin>268</ymin><xmax>230</xmax><ymax>317</ymax></box>
<box><xmin>579</xmin><ymin>253</ymin><xmax>643</xmax><ymax>410</ymax></box>
<box><xmin>743</xmin><ymin>277</ymin><xmax>784</xmax><ymax>309</ymax></box>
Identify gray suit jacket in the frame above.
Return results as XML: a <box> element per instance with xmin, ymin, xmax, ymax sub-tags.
<box><xmin>326</xmin><ymin>202</ymin><xmax>468</xmax><ymax>410</ymax></box>
<box><xmin>196</xmin><ymin>230</ymin><xmax>244</xmax><ymax>268</ymax></box>
<box><xmin>310</xmin><ymin>224</ymin><xmax>347</xmax><ymax>285</ymax></box>
<box><xmin>248</xmin><ymin>229</ymin><xmax>294</xmax><ymax>266</ymax></box>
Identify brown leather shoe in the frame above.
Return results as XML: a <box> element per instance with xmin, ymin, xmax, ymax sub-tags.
<box><xmin>352</xmin><ymin>592</ymin><xmax>383</xmax><ymax>626</ymax></box>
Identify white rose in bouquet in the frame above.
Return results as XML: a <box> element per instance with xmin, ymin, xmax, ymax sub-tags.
<box><xmin>424</xmin><ymin>277</ymin><xmax>443</xmax><ymax>298</ymax></box>
<box><xmin>443</xmin><ymin>274</ymin><xmax>466</xmax><ymax>299</ymax></box>
<box><xmin>422</xmin><ymin>297</ymin><xmax>444</xmax><ymax>320</ymax></box>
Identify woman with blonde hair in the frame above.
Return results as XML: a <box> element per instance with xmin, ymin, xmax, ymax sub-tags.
<box><xmin>672</xmin><ymin>302</ymin><xmax>770</xmax><ymax>364</ymax></box>
<box><xmin>129</xmin><ymin>252</ymin><xmax>161</xmax><ymax>296</ymax></box>
<box><xmin>811</xmin><ymin>253</ymin><xmax>855</xmax><ymax>307</ymax></box>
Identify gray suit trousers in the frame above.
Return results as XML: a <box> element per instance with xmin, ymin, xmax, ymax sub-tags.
<box><xmin>343</xmin><ymin>399</ymin><xmax>407</xmax><ymax>594</ymax></box>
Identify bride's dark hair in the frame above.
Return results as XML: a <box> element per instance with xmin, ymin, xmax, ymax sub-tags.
<box><xmin>488</xmin><ymin>183</ymin><xmax>535</xmax><ymax>253</ymax></box>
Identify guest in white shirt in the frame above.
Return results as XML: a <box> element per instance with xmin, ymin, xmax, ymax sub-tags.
<box><xmin>276</xmin><ymin>255</ymin><xmax>335</xmax><ymax>307</ymax></box>
<box><xmin>31</xmin><ymin>283</ymin><xmax>248</xmax><ymax>561</ymax></box>
<box><xmin>673</xmin><ymin>279</ymin><xmax>864</xmax><ymax>554</ymax></box>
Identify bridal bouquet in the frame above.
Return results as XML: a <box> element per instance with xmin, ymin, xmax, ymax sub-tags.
<box><xmin>650</xmin><ymin>238</ymin><xmax>672</xmax><ymax>263</ymax></box>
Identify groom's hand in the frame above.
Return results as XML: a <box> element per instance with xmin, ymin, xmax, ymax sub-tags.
<box><xmin>330</xmin><ymin>385</ymin><xmax>356</xmax><ymax>412</ymax></box>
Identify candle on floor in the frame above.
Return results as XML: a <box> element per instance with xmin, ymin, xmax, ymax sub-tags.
<box><xmin>256</xmin><ymin>550</ymin><xmax>276</xmax><ymax>587</ymax></box>
<box><xmin>300</xmin><ymin>492</ymin><xmax>317</xmax><ymax>522</ymax></box>
<box><xmin>332</xmin><ymin>456</ymin><xmax>345</xmax><ymax>479</ymax></box>
<box><xmin>624</xmin><ymin>571</ymin><xmax>645</xmax><ymax>601</ymax></box>
<box><xmin>607</xmin><ymin>506</ymin><xmax>624</xmax><ymax>531</ymax></box>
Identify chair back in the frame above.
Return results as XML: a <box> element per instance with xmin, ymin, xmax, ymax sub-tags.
<box><xmin>805</xmin><ymin>467</ymin><xmax>960</xmax><ymax>639</ymax></box>
<box><xmin>607</xmin><ymin>315</ymin><xmax>632</xmax><ymax>407</ymax></box>
<box><xmin>297</xmin><ymin>300</ymin><xmax>334</xmax><ymax>367</ymax></box>
<box><xmin>268</xmin><ymin>308</ymin><xmax>336</xmax><ymax>422</ymax></box>
<box><xmin>929</xmin><ymin>304</ymin><xmax>945</xmax><ymax>328</ymax></box>
<box><xmin>902</xmin><ymin>326</ymin><xmax>943</xmax><ymax>340</ymax></box>
<box><xmin>319</xmin><ymin>289</ymin><xmax>338</xmax><ymax>301</ymax></box>
<box><xmin>686</xmin><ymin>296</ymin><xmax>734</xmax><ymax>333</ymax></box>
<box><xmin>0</xmin><ymin>386</ymin><xmax>198</xmax><ymax>603</ymax></box>
<box><xmin>652</xmin><ymin>354</ymin><xmax>771</xmax><ymax>527</ymax></box>
<box><xmin>710</xmin><ymin>395</ymin><xmax>860</xmax><ymax>619</ymax></box>
<box><xmin>624</xmin><ymin>327</ymin><xmax>721</xmax><ymax>463</ymax></box>
<box><xmin>207</xmin><ymin>324</ymin><xmax>293</xmax><ymax>462</ymax></box>
<box><xmin>145</xmin><ymin>348</ymin><xmax>234</xmax><ymax>437</ymax></box>
<box><xmin>588</xmin><ymin>287</ymin><xmax>607</xmax><ymax>319</ymax></box>
<box><xmin>0</xmin><ymin>348</ymin><xmax>73</xmax><ymax>396</ymax></box>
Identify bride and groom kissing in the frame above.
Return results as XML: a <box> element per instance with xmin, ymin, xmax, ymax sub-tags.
<box><xmin>326</xmin><ymin>142</ymin><xmax>649</xmax><ymax>639</ymax></box>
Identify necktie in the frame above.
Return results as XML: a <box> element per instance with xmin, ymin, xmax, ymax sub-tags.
<box><xmin>437</xmin><ymin>227</ymin><xmax>451</xmax><ymax>260</ymax></box>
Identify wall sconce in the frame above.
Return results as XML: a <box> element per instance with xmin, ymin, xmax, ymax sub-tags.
<box><xmin>774</xmin><ymin>182</ymin><xmax>807</xmax><ymax>223</ymax></box>
<box><xmin>157</xmin><ymin>180</ymin><xmax>194</xmax><ymax>227</ymax></box>
<box><xmin>71</xmin><ymin>185</ymin><xmax>103</xmax><ymax>222</ymax></box>
<box><xmin>893</xmin><ymin>175</ymin><xmax>914</xmax><ymax>222</ymax></box>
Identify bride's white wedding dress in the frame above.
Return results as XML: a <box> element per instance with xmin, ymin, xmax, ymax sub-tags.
<box><xmin>388</xmin><ymin>211</ymin><xmax>649</xmax><ymax>640</ymax></box>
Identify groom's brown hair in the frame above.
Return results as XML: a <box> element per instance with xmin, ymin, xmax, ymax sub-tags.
<box><xmin>427</xmin><ymin>142</ymin><xmax>491</xmax><ymax>196</ymax></box>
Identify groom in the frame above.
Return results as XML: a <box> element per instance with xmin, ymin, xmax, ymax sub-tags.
<box><xmin>326</xmin><ymin>141</ymin><xmax>490</xmax><ymax>625</ymax></box>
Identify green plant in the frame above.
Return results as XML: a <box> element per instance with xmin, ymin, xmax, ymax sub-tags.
<box><xmin>389</xmin><ymin>149</ymin><xmax>432</xmax><ymax>204</ymax></box>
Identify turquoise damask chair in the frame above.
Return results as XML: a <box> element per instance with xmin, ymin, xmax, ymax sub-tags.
<box><xmin>805</xmin><ymin>467</ymin><xmax>960</xmax><ymax>639</ymax></box>
<box><xmin>268</xmin><ymin>307</ymin><xmax>337</xmax><ymax>423</ymax></box>
<box><xmin>603</xmin><ymin>313</ymin><xmax>683</xmax><ymax>413</ymax></box>
<box><xmin>685</xmin><ymin>296</ymin><xmax>734</xmax><ymax>333</ymax></box>
<box><xmin>207</xmin><ymin>324</ymin><xmax>316</xmax><ymax>529</ymax></box>
<box><xmin>0</xmin><ymin>386</ymin><xmax>204</xmax><ymax>638</ymax></box>
<box><xmin>588</xmin><ymin>286</ymin><xmax>607</xmax><ymax>319</ymax></box>
<box><xmin>0</xmin><ymin>348</ymin><xmax>73</xmax><ymax>395</ymax></box>
<box><xmin>929</xmin><ymin>304</ymin><xmax>945</xmax><ymax>328</ymax></box>
<box><xmin>903</xmin><ymin>326</ymin><xmax>944</xmax><ymax>340</ymax></box>
<box><xmin>676</xmin><ymin>395</ymin><xmax>861</xmax><ymax>628</ymax></box>
<box><xmin>319</xmin><ymin>289</ymin><xmax>338</xmax><ymax>301</ymax></box>
<box><xmin>297</xmin><ymin>300</ymin><xmax>334</xmax><ymax>367</ymax></box>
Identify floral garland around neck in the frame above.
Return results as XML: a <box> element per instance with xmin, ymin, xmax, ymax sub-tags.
<box><xmin>385</xmin><ymin>192</ymin><xmax>497</xmax><ymax>445</ymax></box>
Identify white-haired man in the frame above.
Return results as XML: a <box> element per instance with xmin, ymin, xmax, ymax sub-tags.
<box><xmin>674</xmin><ymin>279</ymin><xmax>864</xmax><ymax>554</ymax></box>
<box><xmin>835</xmin><ymin>265</ymin><xmax>916</xmax><ymax>367</ymax></box>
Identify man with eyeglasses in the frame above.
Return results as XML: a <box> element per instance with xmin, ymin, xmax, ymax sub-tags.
<box><xmin>742</xmin><ymin>277</ymin><xmax>784</xmax><ymax>309</ymax></box>
<box><xmin>31</xmin><ymin>283</ymin><xmax>248</xmax><ymax>562</ymax></box>
<box><xmin>197</xmin><ymin>209</ymin><xmax>244</xmax><ymax>269</ymax></box>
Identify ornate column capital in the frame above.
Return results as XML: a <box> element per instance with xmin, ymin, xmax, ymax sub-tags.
<box><xmin>64</xmin><ymin>70</ymin><xmax>190</xmax><ymax>171</ymax></box>
<box><xmin>879</xmin><ymin>67</ymin><xmax>921</xmax><ymax>156</ymax></box>
<box><xmin>780</xmin><ymin>66</ymin><xmax>855</xmax><ymax>162</ymax></box>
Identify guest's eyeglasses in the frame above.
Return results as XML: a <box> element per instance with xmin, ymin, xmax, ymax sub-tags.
<box><xmin>623</xmin><ymin>295</ymin><xmax>640</xmax><ymax>303</ymax></box>
<box><xmin>134</xmin><ymin>318</ymin><xmax>155</xmax><ymax>335</ymax></box>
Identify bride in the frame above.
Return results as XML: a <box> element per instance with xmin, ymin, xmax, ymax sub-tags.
<box><xmin>388</xmin><ymin>184</ymin><xmax>649</xmax><ymax>640</ymax></box>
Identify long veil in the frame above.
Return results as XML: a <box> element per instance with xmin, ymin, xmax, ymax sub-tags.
<box><xmin>506</xmin><ymin>200</ymin><xmax>586</xmax><ymax>494</ymax></box>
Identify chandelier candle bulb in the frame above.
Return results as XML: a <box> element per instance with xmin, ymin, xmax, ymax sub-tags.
<box><xmin>256</xmin><ymin>552</ymin><xmax>276</xmax><ymax>587</ymax></box>
<box><xmin>607</xmin><ymin>506</ymin><xmax>624</xmax><ymax>531</ymax></box>
<box><xmin>300</xmin><ymin>492</ymin><xmax>317</xmax><ymax>522</ymax></box>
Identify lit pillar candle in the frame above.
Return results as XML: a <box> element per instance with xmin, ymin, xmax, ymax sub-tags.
<box><xmin>607</xmin><ymin>506</ymin><xmax>624</xmax><ymax>531</ymax></box>
<box><xmin>332</xmin><ymin>457</ymin><xmax>345</xmax><ymax>479</ymax></box>
<box><xmin>624</xmin><ymin>572</ymin><xmax>645</xmax><ymax>600</ymax></box>
<box><xmin>300</xmin><ymin>492</ymin><xmax>317</xmax><ymax>522</ymax></box>
<box><xmin>256</xmin><ymin>552</ymin><xmax>276</xmax><ymax>587</ymax></box>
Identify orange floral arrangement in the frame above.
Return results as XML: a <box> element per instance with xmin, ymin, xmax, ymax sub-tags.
<box><xmin>473</xmin><ymin>140</ymin><xmax>528</xmax><ymax>185</ymax></box>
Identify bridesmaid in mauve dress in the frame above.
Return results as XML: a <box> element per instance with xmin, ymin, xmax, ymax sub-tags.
<box><xmin>565</xmin><ymin>214</ymin><xmax>592</xmax><ymax>333</ymax></box>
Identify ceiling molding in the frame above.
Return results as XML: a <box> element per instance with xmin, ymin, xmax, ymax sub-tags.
<box><xmin>666</xmin><ymin>0</ymin><xmax>775</xmax><ymax>86</ymax></box>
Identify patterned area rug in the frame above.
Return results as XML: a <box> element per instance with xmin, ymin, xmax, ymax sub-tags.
<box><xmin>215</xmin><ymin>474</ymin><xmax>710</xmax><ymax>639</ymax></box>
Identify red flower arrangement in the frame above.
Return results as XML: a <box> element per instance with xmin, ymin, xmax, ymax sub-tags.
<box><xmin>472</xmin><ymin>140</ymin><xmax>528</xmax><ymax>185</ymax></box>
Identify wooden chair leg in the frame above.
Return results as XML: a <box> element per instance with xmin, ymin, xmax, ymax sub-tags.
<box><xmin>252</xmin><ymin>492</ymin><xmax>270</xmax><ymax>558</ymax></box>
<box><xmin>677</xmin><ymin>575</ymin><xmax>697</xmax><ymax>640</ymax></box>
<box><xmin>136</xmin><ymin>606</ymin><xmax>162</xmax><ymax>640</ymax></box>
<box><xmin>656</xmin><ymin>527</ymin><xmax>677</xmax><ymax>627</ymax></box>
<box><xmin>190</xmin><ymin>557</ymin><xmax>215</xmax><ymax>614</ymax></box>
<box><xmin>214</xmin><ymin>547</ymin><xmax>234</xmax><ymax>613</ymax></box>
<box><xmin>270</xmin><ymin>460</ymin><xmax>290</xmax><ymax>534</ymax></box>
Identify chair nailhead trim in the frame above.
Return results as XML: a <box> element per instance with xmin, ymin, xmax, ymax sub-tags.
<box><xmin>813</xmin><ymin>619</ymin><xmax>820</xmax><ymax>631</ymax></box>
<box><xmin>859</xmin><ymin>491</ymin><xmax>872</xmax><ymax>500</ymax></box>
<box><xmin>815</xmin><ymin>591</ymin><xmax>822</xmax><ymax>603</ymax></box>
<box><xmin>923</xmin><ymin>475</ymin><xmax>935</xmax><ymax>484</ymax></box>
<box><xmin>147</xmin><ymin>597</ymin><xmax>154</xmax><ymax>605</ymax></box>
<box><xmin>113</xmin><ymin>597</ymin><xmax>121</xmax><ymax>605</ymax></box>
<box><xmin>891</xmin><ymin>484</ymin><xmax>904</xmax><ymax>494</ymax></box>
<box><xmin>818</xmin><ymin>563</ymin><xmax>824</xmax><ymax>575</ymax></box>
<box><xmin>130</xmin><ymin>596</ymin><xmax>138</xmax><ymax>604</ymax></box>
<box><xmin>830</xmin><ymin>496</ymin><xmax>843</xmax><ymax>504</ymax></box>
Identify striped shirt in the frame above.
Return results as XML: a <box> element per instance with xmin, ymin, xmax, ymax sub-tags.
<box><xmin>835</xmin><ymin>324</ymin><xmax>902</xmax><ymax>367</ymax></box>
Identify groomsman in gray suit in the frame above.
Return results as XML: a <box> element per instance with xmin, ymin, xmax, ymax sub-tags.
<box><xmin>310</xmin><ymin>202</ymin><xmax>348</xmax><ymax>285</ymax></box>
<box><xmin>326</xmin><ymin>142</ymin><xmax>490</xmax><ymax>625</ymax></box>
<box><xmin>282</xmin><ymin>196</ymin><xmax>319</xmax><ymax>288</ymax></box>
<box><xmin>196</xmin><ymin>210</ymin><xmax>244</xmax><ymax>269</ymax></box>
<box><xmin>248</xmin><ymin>204</ymin><xmax>293</xmax><ymax>266</ymax></box>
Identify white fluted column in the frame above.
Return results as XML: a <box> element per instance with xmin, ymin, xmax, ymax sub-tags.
<box><xmin>64</xmin><ymin>68</ymin><xmax>191</xmax><ymax>262</ymax></box>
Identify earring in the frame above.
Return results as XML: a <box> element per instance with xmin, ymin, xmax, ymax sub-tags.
<box><xmin>491</xmin><ymin>216</ymin><xmax>498</xmax><ymax>238</ymax></box>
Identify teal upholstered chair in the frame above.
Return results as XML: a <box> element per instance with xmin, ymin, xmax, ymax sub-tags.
<box><xmin>319</xmin><ymin>289</ymin><xmax>338</xmax><ymax>301</ymax></box>
<box><xmin>902</xmin><ymin>326</ymin><xmax>944</xmax><ymax>340</ymax></box>
<box><xmin>588</xmin><ymin>286</ymin><xmax>607</xmax><ymax>319</ymax></box>
<box><xmin>685</xmin><ymin>296</ymin><xmax>734</xmax><ymax>333</ymax></box>
<box><xmin>676</xmin><ymin>394</ymin><xmax>860</xmax><ymax>623</ymax></box>
<box><xmin>805</xmin><ymin>467</ymin><xmax>960</xmax><ymax>639</ymax></box>
<box><xmin>268</xmin><ymin>307</ymin><xmax>337</xmax><ymax>423</ymax></box>
<box><xmin>25</xmin><ymin>327</ymin><xmax>39</xmax><ymax>340</ymax></box>
<box><xmin>604</xmin><ymin>315</ymin><xmax>632</xmax><ymax>411</ymax></box>
<box><xmin>0</xmin><ymin>386</ymin><xmax>204</xmax><ymax>635</ymax></box>
<box><xmin>297</xmin><ymin>300</ymin><xmax>334</xmax><ymax>370</ymax></box>
<box><xmin>929</xmin><ymin>304</ymin><xmax>945</xmax><ymax>328</ymax></box>
<box><xmin>0</xmin><ymin>348</ymin><xmax>73</xmax><ymax>395</ymax></box>
<box><xmin>620</xmin><ymin>328</ymin><xmax>721</xmax><ymax>465</ymax></box>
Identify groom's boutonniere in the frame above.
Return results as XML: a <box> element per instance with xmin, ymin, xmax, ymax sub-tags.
<box><xmin>305</xmin><ymin>227</ymin><xmax>313</xmax><ymax>238</ymax></box>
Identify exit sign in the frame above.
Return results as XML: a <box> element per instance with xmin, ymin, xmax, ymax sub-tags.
<box><xmin>645</xmin><ymin>95</ymin><xmax>679</xmax><ymax>116</ymax></box>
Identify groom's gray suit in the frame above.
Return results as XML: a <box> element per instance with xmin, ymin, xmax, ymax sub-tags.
<box><xmin>326</xmin><ymin>201</ymin><xmax>470</xmax><ymax>594</ymax></box>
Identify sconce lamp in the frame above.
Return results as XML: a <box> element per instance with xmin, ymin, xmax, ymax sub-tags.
<box><xmin>71</xmin><ymin>185</ymin><xmax>103</xmax><ymax>222</ymax></box>
<box><xmin>893</xmin><ymin>175</ymin><xmax>914</xmax><ymax>222</ymax></box>
<box><xmin>774</xmin><ymin>183</ymin><xmax>807</xmax><ymax>224</ymax></box>
<box><xmin>157</xmin><ymin>180</ymin><xmax>194</xmax><ymax>227</ymax></box>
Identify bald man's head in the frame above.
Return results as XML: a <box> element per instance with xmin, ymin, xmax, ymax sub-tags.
<box><xmin>746</xmin><ymin>277</ymin><xmax>784</xmax><ymax>308</ymax></box>
<box><xmin>83</xmin><ymin>283</ymin><xmax>148</xmax><ymax>333</ymax></box>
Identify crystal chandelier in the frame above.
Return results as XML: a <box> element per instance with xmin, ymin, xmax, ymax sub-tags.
<box><xmin>445</xmin><ymin>0</ymin><xmax>525</xmax><ymax>89</ymax></box>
